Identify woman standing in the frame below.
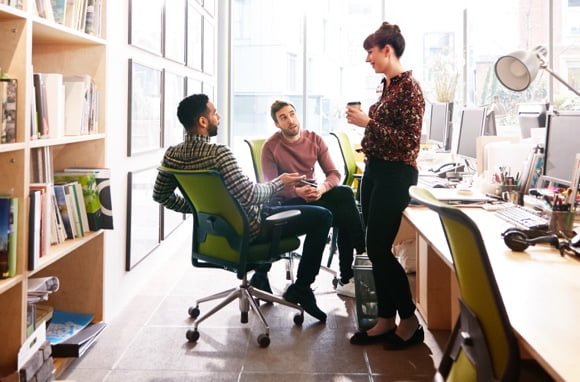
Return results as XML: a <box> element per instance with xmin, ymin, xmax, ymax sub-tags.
<box><xmin>346</xmin><ymin>22</ymin><xmax>425</xmax><ymax>349</ymax></box>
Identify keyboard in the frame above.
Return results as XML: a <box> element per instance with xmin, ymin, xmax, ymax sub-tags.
<box><xmin>494</xmin><ymin>204</ymin><xmax>549</xmax><ymax>230</ymax></box>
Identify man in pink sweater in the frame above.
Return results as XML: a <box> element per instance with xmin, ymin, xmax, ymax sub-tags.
<box><xmin>261</xmin><ymin>100</ymin><xmax>366</xmax><ymax>297</ymax></box>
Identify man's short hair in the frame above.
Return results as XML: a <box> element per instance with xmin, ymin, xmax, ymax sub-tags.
<box><xmin>270</xmin><ymin>100</ymin><xmax>296</xmax><ymax>123</ymax></box>
<box><xmin>177</xmin><ymin>93</ymin><xmax>209</xmax><ymax>132</ymax></box>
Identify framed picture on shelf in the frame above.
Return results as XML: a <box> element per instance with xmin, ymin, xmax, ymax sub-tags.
<box><xmin>203</xmin><ymin>18</ymin><xmax>215</xmax><ymax>74</ymax></box>
<box><xmin>129</xmin><ymin>0</ymin><xmax>163</xmax><ymax>55</ymax></box>
<box><xmin>187</xmin><ymin>1</ymin><xmax>203</xmax><ymax>71</ymax></box>
<box><xmin>128</xmin><ymin>60</ymin><xmax>162</xmax><ymax>156</ymax></box>
<box><xmin>126</xmin><ymin>166</ymin><xmax>161</xmax><ymax>271</ymax></box>
<box><xmin>163</xmin><ymin>70</ymin><xmax>186</xmax><ymax>147</ymax></box>
<box><xmin>164</xmin><ymin>0</ymin><xmax>186</xmax><ymax>64</ymax></box>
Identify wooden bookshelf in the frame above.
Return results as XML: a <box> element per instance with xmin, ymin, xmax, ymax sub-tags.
<box><xmin>0</xmin><ymin>1</ymin><xmax>106</xmax><ymax>377</ymax></box>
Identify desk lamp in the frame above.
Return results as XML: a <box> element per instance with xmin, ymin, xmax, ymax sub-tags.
<box><xmin>494</xmin><ymin>45</ymin><xmax>580</xmax><ymax>97</ymax></box>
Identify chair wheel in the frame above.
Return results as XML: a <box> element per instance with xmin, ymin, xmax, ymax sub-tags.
<box><xmin>186</xmin><ymin>329</ymin><xmax>200</xmax><ymax>343</ymax></box>
<box><xmin>293</xmin><ymin>313</ymin><xmax>304</xmax><ymax>326</ymax></box>
<box><xmin>257</xmin><ymin>333</ymin><xmax>270</xmax><ymax>348</ymax></box>
<box><xmin>241</xmin><ymin>311</ymin><xmax>249</xmax><ymax>323</ymax></box>
<box><xmin>332</xmin><ymin>277</ymin><xmax>338</xmax><ymax>288</ymax></box>
<box><xmin>188</xmin><ymin>306</ymin><xmax>200</xmax><ymax>318</ymax></box>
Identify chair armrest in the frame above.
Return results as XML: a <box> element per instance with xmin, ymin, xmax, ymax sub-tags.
<box><xmin>265</xmin><ymin>209</ymin><xmax>301</xmax><ymax>224</ymax></box>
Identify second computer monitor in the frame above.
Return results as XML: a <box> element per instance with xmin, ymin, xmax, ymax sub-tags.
<box><xmin>428</xmin><ymin>102</ymin><xmax>452</xmax><ymax>151</ymax></box>
<box><xmin>456</xmin><ymin>107</ymin><xmax>488</xmax><ymax>163</ymax></box>
<box><xmin>542</xmin><ymin>111</ymin><xmax>580</xmax><ymax>187</ymax></box>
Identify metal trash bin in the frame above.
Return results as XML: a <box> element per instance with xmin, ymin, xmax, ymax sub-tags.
<box><xmin>353</xmin><ymin>254</ymin><xmax>377</xmax><ymax>331</ymax></box>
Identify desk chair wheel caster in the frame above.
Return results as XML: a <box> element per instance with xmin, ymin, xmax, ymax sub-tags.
<box><xmin>257</xmin><ymin>333</ymin><xmax>270</xmax><ymax>348</ymax></box>
<box><xmin>293</xmin><ymin>313</ymin><xmax>304</xmax><ymax>326</ymax></box>
<box><xmin>186</xmin><ymin>329</ymin><xmax>200</xmax><ymax>343</ymax></box>
<box><xmin>188</xmin><ymin>306</ymin><xmax>200</xmax><ymax>319</ymax></box>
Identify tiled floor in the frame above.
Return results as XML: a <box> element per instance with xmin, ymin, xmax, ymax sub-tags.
<box><xmin>59</xmin><ymin>248</ymin><xmax>450</xmax><ymax>381</ymax></box>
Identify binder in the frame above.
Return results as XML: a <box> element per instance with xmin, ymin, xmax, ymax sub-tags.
<box><xmin>51</xmin><ymin>322</ymin><xmax>107</xmax><ymax>358</ymax></box>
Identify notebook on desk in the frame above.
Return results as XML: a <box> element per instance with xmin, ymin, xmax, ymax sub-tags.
<box><xmin>427</xmin><ymin>188</ymin><xmax>494</xmax><ymax>203</ymax></box>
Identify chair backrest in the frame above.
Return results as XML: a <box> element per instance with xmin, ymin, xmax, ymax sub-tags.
<box><xmin>159</xmin><ymin>167</ymin><xmax>252</xmax><ymax>277</ymax></box>
<box><xmin>409</xmin><ymin>186</ymin><xmax>519</xmax><ymax>382</ymax></box>
<box><xmin>330</xmin><ymin>131</ymin><xmax>359</xmax><ymax>187</ymax></box>
<box><xmin>244</xmin><ymin>138</ymin><xmax>266</xmax><ymax>183</ymax></box>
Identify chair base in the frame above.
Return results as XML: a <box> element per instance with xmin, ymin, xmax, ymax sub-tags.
<box><xmin>187</xmin><ymin>276</ymin><xmax>304</xmax><ymax>348</ymax></box>
<box><xmin>287</xmin><ymin>251</ymin><xmax>338</xmax><ymax>288</ymax></box>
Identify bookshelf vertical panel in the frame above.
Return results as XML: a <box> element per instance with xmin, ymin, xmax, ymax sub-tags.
<box><xmin>34</xmin><ymin>234</ymin><xmax>104</xmax><ymax>322</ymax></box>
<box><xmin>0</xmin><ymin>149</ymin><xmax>24</xmax><ymax>195</ymax></box>
<box><xmin>0</xmin><ymin>18</ymin><xmax>29</xmax><ymax>144</ymax></box>
<box><xmin>0</xmin><ymin>283</ymin><xmax>24</xmax><ymax>375</ymax></box>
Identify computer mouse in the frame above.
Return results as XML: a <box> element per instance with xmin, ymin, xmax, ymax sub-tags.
<box><xmin>433</xmin><ymin>183</ymin><xmax>447</xmax><ymax>188</ymax></box>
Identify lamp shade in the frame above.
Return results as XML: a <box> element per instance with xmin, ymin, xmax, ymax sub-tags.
<box><xmin>494</xmin><ymin>49</ymin><xmax>542</xmax><ymax>92</ymax></box>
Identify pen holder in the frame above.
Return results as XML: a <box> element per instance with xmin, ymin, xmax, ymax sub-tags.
<box><xmin>548</xmin><ymin>210</ymin><xmax>574</xmax><ymax>237</ymax></box>
<box><xmin>501</xmin><ymin>185</ymin><xmax>523</xmax><ymax>205</ymax></box>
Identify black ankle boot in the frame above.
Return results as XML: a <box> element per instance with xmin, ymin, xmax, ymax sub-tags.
<box><xmin>249</xmin><ymin>271</ymin><xmax>272</xmax><ymax>294</ymax></box>
<box><xmin>283</xmin><ymin>284</ymin><xmax>326</xmax><ymax>322</ymax></box>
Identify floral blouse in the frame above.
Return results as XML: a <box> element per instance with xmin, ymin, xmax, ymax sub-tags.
<box><xmin>361</xmin><ymin>70</ymin><xmax>425</xmax><ymax>169</ymax></box>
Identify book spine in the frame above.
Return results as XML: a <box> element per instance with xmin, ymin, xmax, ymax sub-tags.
<box><xmin>0</xmin><ymin>198</ymin><xmax>11</xmax><ymax>278</ymax></box>
<box><xmin>1</xmin><ymin>78</ymin><xmax>17</xmax><ymax>144</ymax></box>
<box><xmin>33</xmin><ymin>74</ymin><xmax>50</xmax><ymax>139</ymax></box>
<box><xmin>28</xmin><ymin>190</ymin><xmax>41</xmax><ymax>271</ymax></box>
<box><xmin>7</xmin><ymin>198</ymin><xmax>17</xmax><ymax>277</ymax></box>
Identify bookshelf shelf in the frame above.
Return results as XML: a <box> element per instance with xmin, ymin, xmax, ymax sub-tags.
<box><xmin>32</xmin><ymin>18</ymin><xmax>105</xmax><ymax>45</ymax></box>
<box><xmin>29</xmin><ymin>231</ymin><xmax>104</xmax><ymax>276</ymax></box>
<box><xmin>0</xmin><ymin>0</ymin><xmax>107</xmax><ymax>378</ymax></box>
<box><xmin>0</xmin><ymin>274</ymin><xmax>23</xmax><ymax>294</ymax></box>
<box><xmin>0</xmin><ymin>142</ymin><xmax>25</xmax><ymax>152</ymax></box>
<box><xmin>29</xmin><ymin>133</ymin><xmax>106</xmax><ymax>148</ymax></box>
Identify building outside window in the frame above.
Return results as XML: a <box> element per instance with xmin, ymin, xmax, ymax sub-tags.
<box><xmin>228</xmin><ymin>0</ymin><xmax>580</xmax><ymax>176</ymax></box>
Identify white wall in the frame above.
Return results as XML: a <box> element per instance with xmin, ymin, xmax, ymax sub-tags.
<box><xmin>101</xmin><ymin>0</ymin><xmax>194</xmax><ymax>320</ymax></box>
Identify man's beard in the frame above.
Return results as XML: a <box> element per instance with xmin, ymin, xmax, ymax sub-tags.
<box><xmin>208</xmin><ymin>124</ymin><xmax>218</xmax><ymax>137</ymax></box>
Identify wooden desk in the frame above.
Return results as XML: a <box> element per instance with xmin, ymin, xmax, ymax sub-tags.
<box><xmin>403</xmin><ymin>206</ymin><xmax>580</xmax><ymax>382</ymax></box>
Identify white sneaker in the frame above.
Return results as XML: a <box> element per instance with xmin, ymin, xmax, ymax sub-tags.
<box><xmin>336</xmin><ymin>278</ymin><xmax>356</xmax><ymax>298</ymax></box>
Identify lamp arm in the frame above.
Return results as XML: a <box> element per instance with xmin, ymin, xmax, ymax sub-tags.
<box><xmin>541</xmin><ymin>64</ymin><xmax>580</xmax><ymax>98</ymax></box>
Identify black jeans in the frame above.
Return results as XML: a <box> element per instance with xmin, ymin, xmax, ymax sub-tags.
<box><xmin>283</xmin><ymin>185</ymin><xmax>366</xmax><ymax>282</ymax></box>
<box><xmin>255</xmin><ymin>204</ymin><xmax>332</xmax><ymax>287</ymax></box>
<box><xmin>360</xmin><ymin>158</ymin><xmax>418</xmax><ymax>319</ymax></box>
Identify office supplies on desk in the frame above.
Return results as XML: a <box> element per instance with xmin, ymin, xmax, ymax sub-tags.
<box><xmin>494</xmin><ymin>204</ymin><xmax>549</xmax><ymax>230</ymax></box>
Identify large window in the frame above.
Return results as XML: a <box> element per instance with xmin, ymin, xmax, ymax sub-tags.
<box><xmin>227</xmin><ymin>0</ymin><xmax>580</xmax><ymax>175</ymax></box>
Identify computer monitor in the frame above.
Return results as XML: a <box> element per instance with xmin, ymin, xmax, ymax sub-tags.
<box><xmin>483</xmin><ymin>109</ymin><xmax>497</xmax><ymax>136</ymax></box>
<box><xmin>428</xmin><ymin>102</ymin><xmax>452</xmax><ymax>151</ymax></box>
<box><xmin>542</xmin><ymin>111</ymin><xmax>580</xmax><ymax>187</ymax></box>
<box><xmin>456</xmin><ymin>107</ymin><xmax>487</xmax><ymax>164</ymax></box>
<box><xmin>518</xmin><ymin>103</ymin><xmax>549</xmax><ymax>139</ymax></box>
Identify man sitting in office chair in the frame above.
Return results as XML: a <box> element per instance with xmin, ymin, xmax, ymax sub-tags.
<box><xmin>153</xmin><ymin>94</ymin><xmax>332</xmax><ymax>322</ymax></box>
<box><xmin>259</xmin><ymin>100</ymin><xmax>366</xmax><ymax>298</ymax></box>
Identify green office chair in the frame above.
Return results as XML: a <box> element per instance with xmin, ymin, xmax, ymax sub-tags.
<box><xmin>244</xmin><ymin>138</ymin><xmax>339</xmax><ymax>286</ymax></box>
<box><xmin>158</xmin><ymin>167</ymin><xmax>304</xmax><ymax>348</ymax></box>
<box><xmin>244</xmin><ymin>138</ymin><xmax>266</xmax><ymax>183</ymax></box>
<box><xmin>328</xmin><ymin>131</ymin><xmax>363</xmax><ymax>268</ymax></box>
<box><xmin>408</xmin><ymin>186</ymin><xmax>552</xmax><ymax>382</ymax></box>
<box><xmin>330</xmin><ymin>131</ymin><xmax>362</xmax><ymax>198</ymax></box>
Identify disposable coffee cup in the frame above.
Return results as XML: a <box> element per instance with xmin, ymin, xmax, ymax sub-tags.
<box><xmin>347</xmin><ymin>101</ymin><xmax>362</xmax><ymax>110</ymax></box>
